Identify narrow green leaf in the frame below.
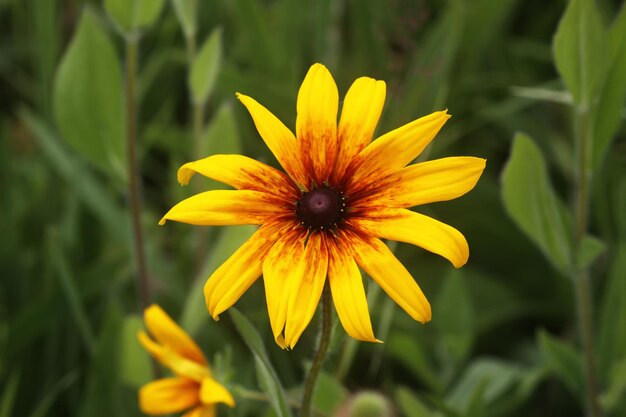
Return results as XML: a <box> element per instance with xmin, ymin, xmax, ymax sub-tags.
<box><xmin>53</xmin><ymin>9</ymin><xmax>125</xmax><ymax>181</ymax></box>
<box><xmin>538</xmin><ymin>330</ymin><xmax>584</xmax><ymax>397</ymax></box>
<box><xmin>598</xmin><ymin>243</ymin><xmax>626</xmax><ymax>375</ymax></box>
<box><xmin>386</xmin><ymin>333</ymin><xmax>441</xmax><ymax>393</ymax></box>
<box><xmin>189</xmin><ymin>28</ymin><xmax>223</xmax><ymax>105</ymax></box>
<box><xmin>171</xmin><ymin>0</ymin><xmax>197</xmax><ymax>39</ymax></box>
<box><xmin>119</xmin><ymin>315</ymin><xmax>151</xmax><ymax>389</ymax></box>
<box><xmin>104</xmin><ymin>0</ymin><xmax>165</xmax><ymax>34</ymax></box>
<box><xmin>19</xmin><ymin>108</ymin><xmax>128</xmax><ymax>242</ymax></box>
<box><xmin>180</xmin><ymin>225</ymin><xmax>257</xmax><ymax>336</ymax></box>
<box><xmin>599</xmin><ymin>358</ymin><xmax>626</xmax><ymax>414</ymax></box>
<box><xmin>229</xmin><ymin>309</ymin><xmax>293</xmax><ymax>417</ymax></box>
<box><xmin>434</xmin><ymin>270</ymin><xmax>474</xmax><ymax>365</ymax></box>
<box><xmin>48</xmin><ymin>233</ymin><xmax>97</xmax><ymax>356</ymax></box>
<box><xmin>28</xmin><ymin>370</ymin><xmax>81</xmax><ymax>417</ymax></box>
<box><xmin>553</xmin><ymin>0</ymin><xmax>607</xmax><ymax>105</ymax></box>
<box><xmin>501</xmin><ymin>132</ymin><xmax>572</xmax><ymax>273</ymax></box>
<box><xmin>0</xmin><ymin>371</ymin><xmax>20</xmax><ymax>417</ymax></box>
<box><xmin>591</xmin><ymin>4</ymin><xmax>626</xmax><ymax>169</ymax></box>
<box><xmin>576</xmin><ymin>235</ymin><xmax>605</xmax><ymax>269</ymax></box>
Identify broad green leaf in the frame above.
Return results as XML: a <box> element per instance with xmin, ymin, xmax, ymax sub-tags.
<box><xmin>501</xmin><ymin>133</ymin><xmax>572</xmax><ymax>273</ymax></box>
<box><xmin>553</xmin><ymin>0</ymin><xmax>607</xmax><ymax>105</ymax></box>
<box><xmin>190</xmin><ymin>28</ymin><xmax>222</xmax><ymax>105</ymax></box>
<box><xmin>313</xmin><ymin>372</ymin><xmax>347</xmax><ymax>416</ymax></box>
<box><xmin>205</xmin><ymin>102</ymin><xmax>240</xmax><ymax>155</ymax></box>
<box><xmin>576</xmin><ymin>235</ymin><xmax>605</xmax><ymax>269</ymax></box>
<box><xmin>446</xmin><ymin>359</ymin><xmax>521</xmax><ymax>413</ymax></box>
<box><xmin>105</xmin><ymin>0</ymin><xmax>165</xmax><ymax>34</ymax></box>
<box><xmin>119</xmin><ymin>315</ymin><xmax>151</xmax><ymax>389</ymax></box>
<box><xmin>229</xmin><ymin>309</ymin><xmax>293</xmax><ymax>417</ymax></box>
<box><xmin>538</xmin><ymin>330</ymin><xmax>584</xmax><ymax>397</ymax></box>
<box><xmin>180</xmin><ymin>225</ymin><xmax>257</xmax><ymax>336</ymax></box>
<box><xmin>171</xmin><ymin>0</ymin><xmax>196</xmax><ymax>39</ymax></box>
<box><xmin>591</xmin><ymin>4</ymin><xmax>626</xmax><ymax>169</ymax></box>
<box><xmin>386</xmin><ymin>333</ymin><xmax>441</xmax><ymax>393</ymax></box>
<box><xmin>53</xmin><ymin>9</ymin><xmax>125</xmax><ymax>181</ymax></box>
<box><xmin>395</xmin><ymin>387</ymin><xmax>433</xmax><ymax>417</ymax></box>
<box><xmin>434</xmin><ymin>270</ymin><xmax>474</xmax><ymax>365</ymax></box>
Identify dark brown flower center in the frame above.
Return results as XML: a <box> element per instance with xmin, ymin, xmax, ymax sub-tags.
<box><xmin>296</xmin><ymin>185</ymin><xmax>345</xmax><ymax>230</ymax></box>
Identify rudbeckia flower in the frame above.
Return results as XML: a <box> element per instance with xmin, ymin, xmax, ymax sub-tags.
<box><xmin>138</xmin><ymin>305</ymin><xmax>235</xmax><ymax>417</ymax></box>
<box><xmin>160</xmin><ymin>63</ymin><xmax>485</xmax><ymax>349</ymax></box>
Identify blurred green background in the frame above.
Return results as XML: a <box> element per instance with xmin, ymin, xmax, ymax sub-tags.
<box><xmin>1</xmin><ymin>0</ymin><xmax>626</xmax><ymax>416</ymax></box>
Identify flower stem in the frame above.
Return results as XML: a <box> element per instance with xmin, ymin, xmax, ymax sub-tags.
<box><xmin>125</xmin><ymin>36</ymin><xmax>150</xmax><ymax>311</ymax></box>
<box><xmin>300</xmin><ymin>285</ymin><xmax>332</xmax><ymax>417</ymax></box>
<box><xmin>572</xmin><ymin>105</ymin><xmax>600</xmax><ymax>417</ymax></box>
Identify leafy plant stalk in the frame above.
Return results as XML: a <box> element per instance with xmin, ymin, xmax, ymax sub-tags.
<box><xmin>573</xmin><ymin>104</ymin><xmax>600</xmax><ymax>417</ymax></box>
<box><xmin>125</xmin><ymin>36</ymin><xmax>150</xmax><ymax>310</ymax></box>
<box><xmin>301</xmin><ymin>286</ymin><xmax>332</xmax><ymax>417</ymax></box>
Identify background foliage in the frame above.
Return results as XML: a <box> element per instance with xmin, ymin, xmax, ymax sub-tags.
<box><xmin>1</xmin><ymin>0</ymin><xmax>625</xmax><ymax>416</ymax></box>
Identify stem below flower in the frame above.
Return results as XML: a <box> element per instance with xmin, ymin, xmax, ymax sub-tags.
<box><xmin>125</xmin><ymin>36</ymin><xmax>150</xmax><ymax>311</ymax></box>
<box><xmin>300</xmin><ymin>285</ymin><xmax>332</xmax><ymax>417</ymax></box>
<box><xmin>573</xmin><ymin>105</ymin><xmax>600</xmax><ymax>417</ymax></box>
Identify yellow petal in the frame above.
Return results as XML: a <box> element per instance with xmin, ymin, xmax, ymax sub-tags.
<box><xmin>296</xmin><ymin>63</ymin><xmax>339</xmax><ymax>184</ymax></box>
<box><xmin>285</xmin><ymin>232</ymin><xmax>328</xmax><ymax>348</ymax></box>
<box><xmin>144</xmin><ymin>305</ymin><xmax>206</xmax><ymax>365</ymax></box>
<box><xmin>159</xmin><ymin>190</ymin><xmax>287</xmax><ymax>226</ymax></box>
<box><xmin>347</xmin><ymin>110</ymin><xmax>450</xmax><ymax>192</ymax></box>
<box><xmin>177</xmin><ymin>154</ymin><xmax>298</xmax><ymax>200</ymax></box>
<box><xmin>204</xmin><ymin>222</ymin><xmax>288</xmax><ymax>319</ymax></box>
<box><xmin>352</xmin><ymin>209</ymin><xmax>469</xmax><ymax>268</ymax></box>
<box><xmin>333</xmin><ymin>77</ymin><xmax>386</xmax><ymax>183</ymax></box>
<box><xmin>200</xmin><ymin>377</ymin><xmax>236</xmax><ymax>407</ymax></box>
<box><xmin>326</xmin><ymin>237</ymin><xmax>379</xmax><ymax>343</ymax></box>
<box><xmin>236</xmin><ymin>93</ymin><xmax>308</xmax><ymax>187</ymax></box>
<box><xmin>356</xmin><ymin>157</ymin><xmax>486</xmax><ymax>208</ymax></box>
<box><xmin>262</xmin><ymin>231</ymin><xmax>301</xmax><ymax>343</ymax></box>
<box><xmin>138</xmin><ymin>331</ymin><xmax>210</xmax><ymax>381</ymax></box>
<box><xmin>263</xmin><ymin>230</ymin><xmax>328</xmax><ymax>349</ymax></box>
<box><xmin>183</xmin><ymin>405</ymin><xmax>215</xmax><ymax>417</ymax></box>
<box><xmin>139</xmin><ymin>377</ymin><xmax>199</xmax><ymax>414</ymax></box>
<box><xmin>346</xmin><ymin>234</ymin><xmax>431</xmax><ymax>323</ymax></box>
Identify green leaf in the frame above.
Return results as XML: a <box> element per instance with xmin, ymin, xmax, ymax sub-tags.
<box><xmin>0</xmin><ymin>371</ymin><xmax>20</xmax><ymax>417</ymax></box>
<box><xmin>395</xmin><ymin>387</ymin><xmax>433</xmax><ymax>417</ymax></box>
<box><xmin>553</xmin><ymin>0</ymin><xmax>607</xmax><ymax>105</ymax></box>
<box><xmin>119</xmin><ymin>315</ymin><xmax>151</xmax><ymax>389</ymax></box>
<box><xmin>501</xmin><ymin>132</ymin><xmax>572</xmax><ymax>273</ymax></box>
<box><xmin>180</xmin><ymin>225</ymin><xmax>257</xmax><ymax>336</ymax></box>
<box><xmin>313</xmin><ymin>372</ymin><xmax>348</xmax><ymax>416</ymax></box>
<box><xmin>434</xmin><ymin>270</ymin><xmax>474</xmax><ymax>365</ymax></box>
<box><xmin>229</xmin><ymin>309</ymin><xmax>293</xmax><ymax>417</ymax></box>
<box><xmin>19</xmin><ymin>108</ymin><xmax>128</xmax><ymax>241</ymax></box>
<box><xmin>591</xmin><ymin>4</ymin><xmax>626</xmax><ymax>169</ymax></box>
<box><xmin>446</xmin><ymin>359</ymin><xmax>521</xmax><ymax>414</ymax></box>
<box><xmin>600</xmin><ymin>358</ymin><xmax>626</xmax><ymax>414</ymax></box>
<box><xmin>104</xmin><ymin>0</ymin><xmax>165</xmax><ymax>34</ymax></box>
<box><xmin>576</xmin><ymin>235</ymin><xmax>605</xmax><ymax>269</ymax></box>
<box><xmin>171</xmin><ymin>0</ymin><xmax>197</xmax><ymax>39</ymax></box>
<box><xmin>598</xmin><ymin>243</ymin><xmax>626</xmax><ymax>375</ymax></box>
<box><xmin>386</xmin><ymin>333</ymin><xmax>441</xmax><ymax>393</ymax></box>
<box><xmin>538</xmin><ymin>329</ymin><xmax>584</xmax><ymax>397</ymax></box>
<box><xmin>189</xmin><ymin>28</ymin><xmax>223</xmax><ymax>105</ymax></box>
<box><xmin>53</xmin><ymin>9</ymin><xmax>125</xmax><ymax>181</ymax></box>
<box><xmin>204</xmin><ymin>101</ymin><xmax>242</xmax><ymax>155</ymax></box>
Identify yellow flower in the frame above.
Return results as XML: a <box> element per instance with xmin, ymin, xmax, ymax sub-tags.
<box><xmin>138</xmin><ymin>305</ymin><xmax>235</xmax><ymax>417</ymax></box>
<box><xmin>160</xmin><ymin>63</ymin><xmax>486</xmax><ymax>349</ymax></box>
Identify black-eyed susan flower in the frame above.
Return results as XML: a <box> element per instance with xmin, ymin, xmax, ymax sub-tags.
<box><xmin>160</xmin><ymin>63</ymin><xmax>486</xmax><ymax>349</ymax></box>
<box><xmin>138</xmin><ymin>305</ymin><xmax>235</xmax><ymax>417</ymax></box>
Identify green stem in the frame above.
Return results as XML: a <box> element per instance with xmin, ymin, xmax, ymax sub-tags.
<box><xmin>301</xmin><ymin>286</ymin><xmax>332</xmax><ymax>417</ymax></box>
<box><xmin>125</xmin><ymin>36</ymin><xmax>150</xmax><ymax>311</ymax></box>
<box><xmin>573</xmin><ymin>105</ymin><xmax>600</xmax><ymax>417</ymax></box>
